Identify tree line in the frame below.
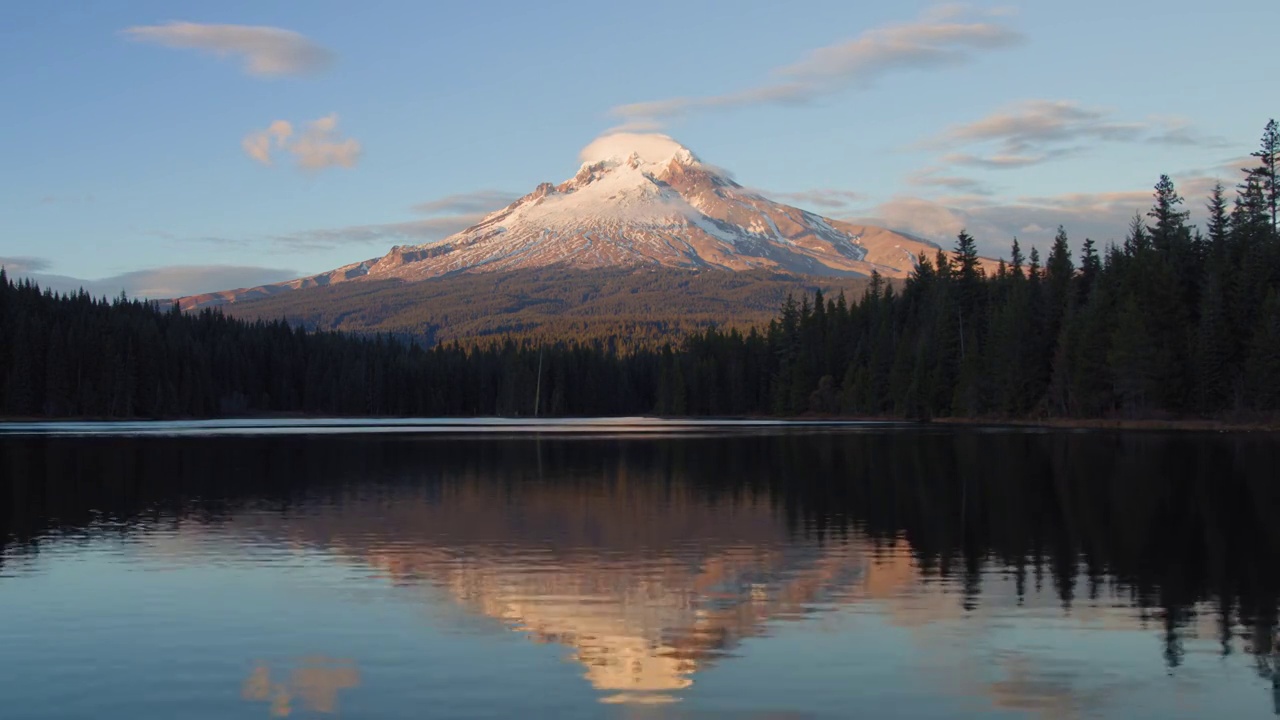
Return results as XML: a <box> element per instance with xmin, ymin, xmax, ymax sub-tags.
<box><xmin>2</xmin><ymin>121</ymin><xmax>1278</xmax><ymax>420</ymax></box>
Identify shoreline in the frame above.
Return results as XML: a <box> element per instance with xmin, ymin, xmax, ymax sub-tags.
<box><xmin>1</xmin><ymin>414</ymin><xmax>1278</xmax><ymax>433</ymax></box>
<box><xmin>926</xmin><ymin>416</ymin><xmax>1280</xmax><ymax>432</ymax></box>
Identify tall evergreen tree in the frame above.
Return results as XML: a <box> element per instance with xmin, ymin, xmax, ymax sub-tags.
<box><xmin>1206</xmin><ymin>182</ymin><xmax>1230</xmax><ymax>267</ymax></box>
<box><xmin>1149</xmin><ymin>174</ymin><xmax>1190</xmax><ymax>251</ymax></box>
<box><xmin>1245</xmin><ymin>119</ymin><xmax>1279</xmax><ymax>232</ymax></box>
<box><xmin>1078</xmin><ymin>238</ymin><xmax>1101</xmax><ymax>301</ymax></box>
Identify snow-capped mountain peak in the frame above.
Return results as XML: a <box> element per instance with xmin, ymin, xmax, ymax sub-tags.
<box><xmin>179</xmin><ymin>133</ymin><xmax>943</xmax><ymax>310</ymax></box>
<box><xmin>577</xmin><ymin>132</ymin><xmax>703</xmax><ymax>174</ymax></box>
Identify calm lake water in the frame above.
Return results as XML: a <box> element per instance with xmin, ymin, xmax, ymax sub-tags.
<box><xmin>1</xmin><ymin>420</ymin><xmax>1278</xmax><ymax>719</ymax></box>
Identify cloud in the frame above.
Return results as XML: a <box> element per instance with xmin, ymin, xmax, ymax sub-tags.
<box><xmin>771</xmin><ymin>189</ymin><xmax>866</xmax><ymax>211</ymax></box>
<box><xmin>907</xmin><ymin>168</ymin><xmax>993</xmax><ymax>195</ymax></box>
<box><xmin>848</xmin><ymin>155</ymin><xmax>1249</xmax><ymax>256</ymax></box>
<box><xmin>160</xmin><ymin>189</ymin><xmax>510</xmax><ymax>253</ymax></box>
<box><xmin>242</xmin><ymin>120</ymin><xmax>294</xmax><ymax>165</ymax></box>
<box><xmin>1145</xmin><ymin>117</ymin><xmax>1230</xmax><ymax>148</ymax></box>
<box><xmin>34</xmin><ymin>194</ymin><xmax>95</xmax><ymax>207</ymax></box>
<box><xmin>272</xmin><ymin>215</ymin><xmax>487</xmax><ymax>252</ymax></box>
<box><xmin>5</xmin><ymin>264</ymin><xmax>299</xmax><ymax>299</ymax></box>
<box><xmin>851</xmin><ymin>196</ymin><xmax>974</xmax><ymax>245</ymax></box>
<box><xmin>243</xmin><ymin>115</ymin><xmax>360</xmax><ymax>171</ymax></box>
<box><xmin>271</xmin><ymin>188</ymin><xmax>522</xmax><ymax>249</ymax></box>
<box><xmin>849</xmin><ymin>179</ymin><xmax>1227</xmax><ymax>258</ymax></box>
<box><xmin>292</xmin><ymin>114</ymin><xmax>361</xmax><ymax>170</ymax></box>
<box><xmin>932</xmin><ymin>100</ymin><xmax>1145</xmax><ymax>152</ymax></box>
<box><xmin>1180</xmin><ymin>154</ymin><xmax>1257</xmax><ymax>185</ymax></box>
<box><xmin>942</xmin><ymin>150</ymin><xmax>1072</xmax><ymax>168</ymax></box>
<box><xmin>0</xmin><ymin>256</ymin><xmax>53</xmax><ymax>274</ymax></box>
<box><xmin>610</xmin><ymin>5</ymin><xmax>1022</xmax><ymax>124</ymax></box>
<box><xmin>412</xmin><ymin>190</ymin><xmax>520</xmax><ymax>215</ymax></box>
<box><xmin>854</xmin><ymin>189</ymin><xmax>1155</xmax><ymax>254</ymax></box>
<box><xmin>926</xmin><ymin>101</ymin><xmax>1224</xmax><ymax>169</ymax></box>
<box><xmin>122</xmin><ymin>22</ymin><xmax>333</xmax><ymax>77</ymax></box>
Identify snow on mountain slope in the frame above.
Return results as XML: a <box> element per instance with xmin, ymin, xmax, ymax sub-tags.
<box><xmin>180</xmin><ymin>134</ymin><xmax>940</xmax><ymax>310</ymax></box>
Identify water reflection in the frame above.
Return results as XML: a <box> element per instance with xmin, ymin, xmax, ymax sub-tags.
<box><xmin>213</xmin><ymin>473</ymin><xmax>874</xmax><ymax>705</ymax></box>
<box><xmin>1</xmin><ymin>429</ymin><xmax>1279</xmax><ymax>717</ymax></box>
<box><xmin>242</xmin><ymin>658</ymin><xmax>359</xmax><ymax>717</ymax></box>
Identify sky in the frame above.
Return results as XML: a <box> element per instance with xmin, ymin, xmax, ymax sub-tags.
<box><xmin>1</xmin><ymin>0</ymin><xmax>1276</xmax><ymax>297</ymax></box>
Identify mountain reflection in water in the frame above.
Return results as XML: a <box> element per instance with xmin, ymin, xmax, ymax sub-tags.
<box><xmin>1</xmin><ymin>427</ymin><xmax>1278</xmax><ymax>718</ymax></box>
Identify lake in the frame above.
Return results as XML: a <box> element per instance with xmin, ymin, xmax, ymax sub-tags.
<box><xmin>1</xmin><ymin>420</ymin><xmax>1278</xmax><ymax>718</ymax></box>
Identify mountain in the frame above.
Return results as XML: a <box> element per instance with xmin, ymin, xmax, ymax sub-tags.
<box><xmin>180</xmin><ymin>134</ymin><xmax>939</xmax><ymax>313</ymax></box>
<box><xmin>174</xmin><ymin>134</ymin><xmax>950</xmax><ymax>345</ymax></box>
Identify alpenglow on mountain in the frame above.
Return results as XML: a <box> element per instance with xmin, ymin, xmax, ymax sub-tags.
<box><xmin>181</xmin><ymin>133</ymin><xmax>939</xmax><ymax>309</ymax></box>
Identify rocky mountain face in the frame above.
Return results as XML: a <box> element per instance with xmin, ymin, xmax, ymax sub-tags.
<box><xmin>180</xmin><ymin>134</ymin><xmax>938</xmax><ymax>311</ymax></box>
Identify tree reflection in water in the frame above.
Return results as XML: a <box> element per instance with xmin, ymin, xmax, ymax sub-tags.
<box><xmin>1</xmin><ymin>427</ymin><xmax>1277</xmax><ymax>713</ymax></box>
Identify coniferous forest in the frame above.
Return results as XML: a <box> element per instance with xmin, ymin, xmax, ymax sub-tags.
<box><xmin>2</xmin><ymin>122</ymin><xmax>1279</xmax><ymax>421</ymax></box>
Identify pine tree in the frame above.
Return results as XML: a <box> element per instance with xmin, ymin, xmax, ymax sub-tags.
<box><xmin>1078</xmin><ymin>238</ymin><xmax>1101</xmax><ymax>302</ymax></box>
<box><xmin>1124</xmin><ymin>213</ymin><xmax>1151</xmax><ymax>256</ymax></box>
<box><xmin>1245</xmin><ymin>119</ymin><xmax>1279</xmax><ymax>232</ymax></box>
<box><xmin>1045</xmin><ymin>227</ymin><xmax>1074</xmax><ymax>323</ymax></box>
<box><xmin>1206</xmin><ymin>182</ymin><xmax>1230</xmax><ymax>268</ymax></box>
<box><xmin>1149</xmin><ymin>175</ymin><xmax>1190</xmax><ymax>252</ymax></box>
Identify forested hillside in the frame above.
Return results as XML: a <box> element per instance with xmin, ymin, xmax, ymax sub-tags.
<box><xmin>216</xmin><ymin>267</ymin><xmax>871</xmax><ymax>349</ymax></box>
<box><xmin>3</xmin><ymin>123</ymin><xmax>1278</xmax><ymax>421</ymax></box>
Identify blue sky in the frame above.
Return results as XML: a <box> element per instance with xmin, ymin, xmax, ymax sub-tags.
<box><xmin>2</xmin><ymin>1</ymin><xmax>1275</xmax><ymax>296</ymax></box>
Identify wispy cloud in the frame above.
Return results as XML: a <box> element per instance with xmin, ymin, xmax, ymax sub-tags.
<box><xmin>158</xmin><ymin>189</ymin><xmax>513</xmax><ymax>253</ymax></box>
<box><xmin>272</xmin><ymin>215</ymin><xmax>486</xmax><ymax>251</ymax></box>
<box><xmin>941</xmin><ymin>150</ymin><xmax>1072</xmax><ymax>169</ymax></box>
<box><xmin>1147</xmin><ymin>117</ymin><xmax>1227</xmax><ymax>147</ymax></box>
<box><xmin>849</xmin><ymin>191</ymin><xmax>1152</xmax><ymax>256</ymax></box>
<box><xmin>932</xmin><ymin>100</ymin><xmax>1145</xmax><ymax>151</ymax></box>
<box><xmin>611</xmin><ymin>5</ymin><xmax>1022</xmax><ymax>125</ymax></box>
<box><xmin>271</xmin><ymin>189</ymin><xmax>517</xmax><ymax>250</ymax></box>
<box><xmin>243</xmin><ymin>115</ymin><xmax>361</xmax><ymax>171</ymax></box>
<box><xmin>926</xmin><ymin>100</ymin><xmax>1226</xmax><ymax>168</ymax></box>
<box><xmin>412</xmin><ymin>190</ymin><xmax>519</xmax><ymax>215</ymax></box>
<box><xmin>34</xmin><ymin>194</ymin><xmax>95</xmax><ymax>207</ymax></box>
<box><xmin>3</xmin><ymin>262</ymin><xmax>298</xmax><ymax>299</ymax></box>
<box><xmin>907</xmin><ymin>168</ymin><xmax>993</xmax><ymax>195</ymax></box>
<box><xmin>0</xmin><ymin>256</ymin><xmax>52</xmax><ymax>273</ymax></box>
<box><xmin>123</xmin><ymin>22</ymin><xmax>333</xmax><ymax>77</ymax></box>
<box><xmin>851</xmin><ymin>164</ymin><xmax>1239</xmax><ymax>257</ymax></box>
<box><xmin>1179</xmin><ymin>154</ymin><xmax>1257</xmax><ymax>182</ymax></box>
<box><xmin>770</xmin><ymin>189</ymin><xmax>866</xmax><ymax>212</ymax></box>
